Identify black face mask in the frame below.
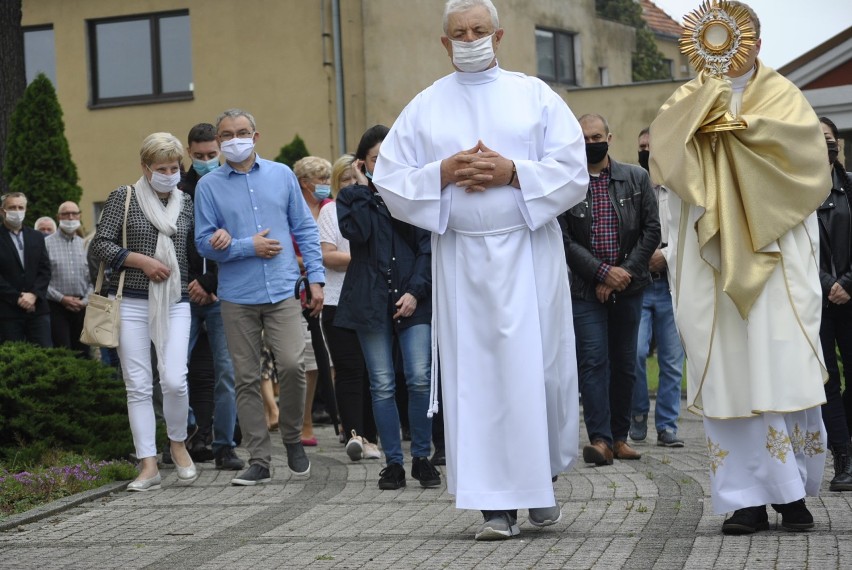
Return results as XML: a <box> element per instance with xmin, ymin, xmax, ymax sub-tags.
<box><xmin>638</xmin><ymin>149</ymin><xmax>650</xmax><ymax>172</ymax></box>
<box><xmin>828</xmin><ymin>141</ymin><xmax>839</xmax><ymax>165</ymax></box>
<box><xmin>586</xmin><ymin>141</ymin><xmax>609</xmax><ymax>164</ymax></box>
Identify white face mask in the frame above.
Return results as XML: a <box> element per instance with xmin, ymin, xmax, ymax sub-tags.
<box><xmin>147</xmin><ymin>166</ymin><xmax>180</xmax><ymax>193</ymax></box>
<box><xmin>60</xmin><ymin>219</ymin><xmax>81</xmax><ymax>234</ymax></box>
<box><xmin>220</xmin><ymin>137</ymin><xmax>256</xmax><ymax>163</ymax></box>
<box><xmin>4</xmin><ymin>210</ymin><xmax>25</xmax><ymax>228</ymax></box>
<box><xmin>451</xmin><ymin>33</ymin><xmax>495</xmax><ymax>73</ymax></box>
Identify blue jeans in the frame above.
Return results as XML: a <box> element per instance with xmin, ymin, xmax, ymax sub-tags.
<box><xmin>631</xmin><ymin>278</ymin><xmax>684</xmax><ymax>434</ymax></box>
<box><xmin>573</xmin><ymin>293</ymin><xmax>643</xmax><ymax>445</ymax></box>
<box><xmin>189</xmin><ymin>301</ymin><xmax>238</xmax><ymax>452</ymax></box>
<box><xmin>357</xmin><ymin>322</ymin><xmax>432</xmax><ymax>466</ymax></box>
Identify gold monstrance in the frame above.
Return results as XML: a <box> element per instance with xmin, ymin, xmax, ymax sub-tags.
<box><xmin>679</xmin><ymin>1</ymin><xmax>757</xmax><ymax>133</ymax></box>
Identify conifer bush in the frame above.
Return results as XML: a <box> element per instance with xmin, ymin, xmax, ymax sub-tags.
<box><xmin>3</xmin><ymin>73</ymin><xmax>83</xmax><ymax>223</ymax></box>
<box><xmin>275</xmin><ymin>134</ymin><xmax>310</xmax><ymax>168</ymax></box>
<box><xmin>0</xmin><ymin>343</ymin><xmax>132</xmax><ymax>462</ymax></box>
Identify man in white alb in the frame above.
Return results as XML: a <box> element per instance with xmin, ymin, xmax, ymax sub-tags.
<box><xmin>373</xmin><ymin>0</ymin><xmax>588</xmax><ymax>541</ymax></box>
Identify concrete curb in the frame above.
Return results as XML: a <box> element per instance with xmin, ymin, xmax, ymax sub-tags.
<box><xmin>0</xmin><ymin>480</ymin><xmax>129</xmax><ymax>532</ymax></box>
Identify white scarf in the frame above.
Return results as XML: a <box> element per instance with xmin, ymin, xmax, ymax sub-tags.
<box><xmin>134</xmin><ymin>175</ymin><xmax>182</xmax><ymax>367</ymax></box>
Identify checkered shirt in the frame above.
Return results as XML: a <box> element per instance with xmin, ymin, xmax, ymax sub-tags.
<box><xmin>589</xmin><ymin>168</ymin><xmax>618</xmax><ymax>282</ymax></box>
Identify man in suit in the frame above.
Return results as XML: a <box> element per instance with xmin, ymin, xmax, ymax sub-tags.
<box><xmin>0</xmin><ymin>192</ymin><xmax>52</xmax><ymax>347</ymax></box>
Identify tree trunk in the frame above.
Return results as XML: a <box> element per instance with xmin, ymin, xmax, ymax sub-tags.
<box><xmin>0</xmin><ymin>0</ymin><xmax>26</xmax><ymax>194</ymax></box>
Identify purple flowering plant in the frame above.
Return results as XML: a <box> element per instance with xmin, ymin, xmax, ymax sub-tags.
<box><xmin>0</xmin><ymin>452</ymin><xmax>137</xmax><ymax>517</ymax></box>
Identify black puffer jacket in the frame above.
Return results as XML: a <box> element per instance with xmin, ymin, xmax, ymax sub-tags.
<box><xmin>817</xmin><ymin>165</ymin><xmax>852</xmax><ymax>300</ymax></box>
<box><xmin>334</xmin><ymin>183</ymin><xmax>431</xmax><ymax>333</ymax></box>
<box><xmin>558</xmin><ymin>158</ymin><xmax>660</xmax><ymax>302</ymax></box>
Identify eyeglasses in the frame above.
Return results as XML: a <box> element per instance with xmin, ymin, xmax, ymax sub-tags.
<box><xmin>218</xmin><ymin>130</ymin><xmax>255</xmax><ymax>141</ymax></box>
<box><xmin>58</xmin><ymin>211</ymin><xmax>81</xmax><ymax>219</ymax></box>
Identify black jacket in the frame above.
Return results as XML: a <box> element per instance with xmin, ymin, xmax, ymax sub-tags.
<box><xmin>0</xmin><ymin>225</ymin><xmax>51</xmax><ymax>318</ymax></box>
<box><xmin>334</xmin><ymin>184</ymin><xmax>431</xmax><ymax>332</ymax></box>
<box><xmin>817</xmin><ymin>167</ymin><xmax>852</xmax><ymax>301</ymax></box>
<box><xmin>180</xmin><ymin>170</ymin><xmax>219</xmax><ymax>295</ymax></box>
<box><xmin>559</xmin><ymin>158</ymin><xmax>660</xmax><ymax>302</ymax></box>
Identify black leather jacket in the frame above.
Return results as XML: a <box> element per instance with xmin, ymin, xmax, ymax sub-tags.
<box><xmin>558</xmin><ymin>158</ymin><xmax>660</xmax><ymax>302</ymax></box>
<box><xmin>817</xmin><ymin>167</ymin><xmax>852</xmax><ymax>302</ymax></box>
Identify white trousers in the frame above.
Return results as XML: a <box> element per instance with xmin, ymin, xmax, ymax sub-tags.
<box><xmin>703</xmin><ymin>407</ymin><xmax>826</xmax><ymax>514</ymax></box>
<box><xmin>118</xmin><ymin>297</ymin><xmax>191</xmax><ymax>459</ymax></box>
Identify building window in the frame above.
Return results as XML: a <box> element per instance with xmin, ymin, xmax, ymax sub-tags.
<box><xmin>88</xmin><ymin>11</ymin><xmax>193</xmax><ymax>107</ymax></box>
<box><xmin>662</xmin><ymin>58</ymin><xmax>674</xmax><ymax>78</ymax></box>
<box><xmin>24</xmin><ymin>25</ymin><xmax>56</xmax><ymax>85</ymax></box>
<box><xmin>535</xmin><ymin>28</ymin><xmax>576</xmax><ymax>85</ymax></box>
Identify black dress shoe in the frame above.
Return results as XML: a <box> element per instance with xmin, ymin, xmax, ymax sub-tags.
<box><xmin>770</xmin><ymin>499</ymin><xmax>814</xmax><ymax>531</ymax></box>
<box><xmin>722</xmin><ymin>506</ymin><xmax>769</xmax><ymax>534</ymax></box>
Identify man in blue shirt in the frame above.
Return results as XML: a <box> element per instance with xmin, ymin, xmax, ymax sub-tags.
<box><xmin>195</xmin><ymin>108</ymin><xmax>325</xmax><ymax>486</ymax></box>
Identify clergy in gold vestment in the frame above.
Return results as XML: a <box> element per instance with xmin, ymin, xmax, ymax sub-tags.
<box><xmin>650</xmin><ymin>2</ymin><xmax>830</xmax><ymax>535</ymax></box>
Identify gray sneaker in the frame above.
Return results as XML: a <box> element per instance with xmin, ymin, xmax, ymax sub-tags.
<box><xmin>285</xmin><ymin>442</ymin><xmax>311</xmax><ymax>478</ymax></box>
<box><xmin>528</xmin><ymin>504</ymin><xmax>562</xmax><ymax>527</ymax></box>
<box><xmin>629</xmin><ymin>414</ymin><xmax>648</xmax><ymax>441</ymax></box>
<box><xmin>475</xmin><ymin>511</ymin><xmax>520</xmax><ymax>541</ymax></box>
<box><xmin>230</xmin><ymin>463</ymin><xmax>271</xmax><ymax>486</ymax></box>
<box><xmin>657</xmin><ymin>429</ymin><xmax>685</xmax><ymax>448</ymax></box>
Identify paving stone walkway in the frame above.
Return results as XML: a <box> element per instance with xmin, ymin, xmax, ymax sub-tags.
<box><xmin>1</xmin><ymin>401</ymin><xmax>850</xmax><ymax>569</ymax></box>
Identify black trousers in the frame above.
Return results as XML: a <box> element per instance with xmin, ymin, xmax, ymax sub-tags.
<box><xmin>0</xmin><ymin>311</ymin><xmax>52</xmax><ymax>348</ymax></box>
<box><xmin>322</xmin><ymin>306</ymin><xmax>377</xmax><ymax>442</ymax></box>
<box><xmin>49</xmin><ymin>300</ymin><xmax>88</xmax><ymax>357</ymax></box>
<box><xmin>304</xmin><ymin>309</ymin><xmax>338</xmax><ymax>422</ymax></box>
<box><xmin>819</xmin><ymin>303</ymin><xmax>852</xmax><ymax>452</ymax></box>
<box><xmin>187</xmin><ymin>329</ymin><xmax>215</xmax><ymax>434</ymax></box>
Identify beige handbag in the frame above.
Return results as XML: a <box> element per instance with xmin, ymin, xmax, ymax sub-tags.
<box><xmin>80</xmin><ymin>186</ymin><xmax>133</xmax><ymax>348</ymax></box>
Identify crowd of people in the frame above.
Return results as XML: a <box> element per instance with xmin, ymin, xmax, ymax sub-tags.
<box><xmin>1</xmin><ymin>0</ymin><xmax>850</xmax><ymax>541</ymax></box>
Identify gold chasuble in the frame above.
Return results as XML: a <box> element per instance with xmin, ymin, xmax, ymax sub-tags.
<box><xmin>651</xmin><ymin>61</ymin><xmax>829</xmax><ymax>318</ymax></box>
<box><xmin>650</xmin><ymin>61</ymin><xmax>830</xmax><ymax>419</ymax></box>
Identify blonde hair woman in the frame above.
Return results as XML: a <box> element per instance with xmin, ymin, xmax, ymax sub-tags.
<box><xmin>90</xmin><ymin>132</ymin><xmax>198</xmax><ymax>491</ymax></box>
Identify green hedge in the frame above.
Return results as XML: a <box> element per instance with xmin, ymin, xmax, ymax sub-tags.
<box><xmin>0</xmin><ymin>343</ymin><xmax>133</xmax><ymax>463</ymax></box>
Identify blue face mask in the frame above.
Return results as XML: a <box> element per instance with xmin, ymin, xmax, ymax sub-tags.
<box><xmin>313</xmin><ymin>184</ymin><xmax>331</xmax><ymax>201</ymax></box>
<box><xmin>365</xmin><ymin>170</ymin><xmax>373</xmax><ymax>180</ymax></box>
<box><xmin>192</xmin><ymin>157</ymin><xmax>220</xmax><ymax>176</ymax></box>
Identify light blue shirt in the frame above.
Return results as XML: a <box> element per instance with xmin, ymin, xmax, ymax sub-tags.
<box><xmin>194</xmin><ymin>156</ymin><xmax>325</xmax><ymax>305</ymax></box>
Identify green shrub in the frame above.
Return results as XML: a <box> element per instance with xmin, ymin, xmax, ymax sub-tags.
<box><xmin>0</xmin><ymin>343</ymin><xmax>133</xmax><ymax>462</ymax></box>
<box><xmin>3</xmin><ymin>73</ymin><xmax>83</xmax><ymax>223</ymax></box>
<box><xmin>274</xmin><ymin>134</ymin><xmax>310</xmax><ymax>168</ymax></box>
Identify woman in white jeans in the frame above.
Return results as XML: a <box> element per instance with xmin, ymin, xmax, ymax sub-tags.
<box><xmin>90</xmin><ymin>132</ymin><xmax>198</xmax><ymax>490</ymax></box>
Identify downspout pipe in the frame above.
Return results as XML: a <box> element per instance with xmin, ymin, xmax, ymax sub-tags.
<box><xmin>332</xmin><ymin>0</ymin><xmax>347</xmax><ymax>155</ymax></box>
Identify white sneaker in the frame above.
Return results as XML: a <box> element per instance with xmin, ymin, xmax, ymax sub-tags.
<box><xmin>346</xmin><ymin>430</ymin><xmax>364</xmax><ymax>461</ymax></box>
<box><xmin>362</xmin><ymin>442</ymin><xmax>382</xmax><ymax>459</ymax></box>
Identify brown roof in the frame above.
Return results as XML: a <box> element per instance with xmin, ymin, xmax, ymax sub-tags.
<box><xmin>641</xmin><ymin>0</ymin><xmax>683</xmax><ymax>39</ymax></box>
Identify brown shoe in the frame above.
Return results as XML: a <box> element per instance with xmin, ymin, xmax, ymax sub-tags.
<box><xmin>582</xmin><ymin>439</ymin><xmax>614</xmax><ymax>466</ymax></box>
<box><xmin>613</xmin><ymin>440</ymin><xmax>642</xmax><ymax>460</ymax></box>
